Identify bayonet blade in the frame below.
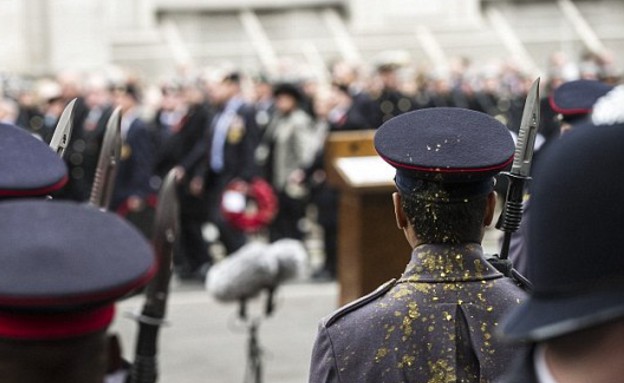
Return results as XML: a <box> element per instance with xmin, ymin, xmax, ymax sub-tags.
<box><xmin>128</xmin><ymin>169</ymin><xmax>179</xmax><ymax>383</ymax></box>
<box><xmin>153</xmin><ymin>169</ymin><xmax>179</xmax><ymax>250</ymax></box>
<box><xmin>512</xmin><ymin>78</ymin><xmax>540</xmax><ymax>177</ymax></box>
<box><xmin>89</xmin><ymin>107</ymin><xmax>122</xmax><ymax>209</ymax></box>
<box><xmin>144</xmin><ymin>168</ymin><xmax>179</xmax><ymax>319</ymax></box>
<box><xmin>49</xmin><ymin>98</ymin><xmax>77</xmax><ymax>157</ymax></box>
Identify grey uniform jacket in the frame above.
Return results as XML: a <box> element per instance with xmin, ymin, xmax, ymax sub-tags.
<box><xmin>309</xmin><ymin>243</ymin><xmax>527</xmax><ymax>383</ymax></box>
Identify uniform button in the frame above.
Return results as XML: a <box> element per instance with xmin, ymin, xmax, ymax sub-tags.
<box><xmin>70</xmin><ymin>153</ymin><xmax>84</xmax><ymax>165</ymax></box>
<box><xmin>71</xmin><ymin>167</ymin><xmax>84</xmax><ymax>179</ymax></box>
<box><xmin>73</xmin><ymin>139</ymin><xmax>86</xmax><ymax>152</ymax></box>
<box><xmin>381</xmin><ymin>100</ymin><xmax>395</xmax><ymax>114</ymax></box>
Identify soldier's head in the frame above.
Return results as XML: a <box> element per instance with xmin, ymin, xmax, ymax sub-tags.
<box><xmin>0</xmin><ymin>200</ymin><xmax>155</xmax><ymax>383</ymax></box>
<box><xmin>375</xmin><ymin>108</ymin><xmax>514</xmax><ymax>247</ymax></box>
<box><xmin>549</xmin><ymin>79</ymin><xmax>613</xmax><ymax>134</ymax></box>
<box><xmin>0</xmin><ymin>123</ymin><xmax>67</xmax><ymax>199</ymax></box>
<box><xmin>501</xmin><ymin>88</ymin><xmax>624</xmax><ymax>380</ymax></box>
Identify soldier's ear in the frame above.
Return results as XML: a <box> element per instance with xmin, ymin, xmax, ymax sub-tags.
<box><xmin>484</xmin><ymin>191</ymin><xmax>497</xmax><ymax>226</ymax></box>
<box><xmin>392</xmin><ymin>192</ymin><xmax>408</xmax><ymax>230</ymax></box>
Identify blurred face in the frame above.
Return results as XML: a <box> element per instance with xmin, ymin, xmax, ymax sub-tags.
<box><xmin>379</xmin><ymin>70</ymin><xmax>398</xmax><ymax>89</ymax></box>
<box><xmin>330</xmin><ymin>86</ymin><xmax>352</xmax><ymax>109</ymax></box>
<box><xmin>183</xmin><ymin>85</ymin><xmax>205</xmax><ymax>106</ymax></box>
<box><xmin>275</xmin><ymin>94</ymin><xmax>297</xmax><ymax>114</ymax></box>
<box><xmin>314</xmin><ymin>94</ymin><xmax>331</xmax><ymax>119</ymax></box>
<box><xmin>332</xmin><ymin>62</ymin><xmax>356</xmax><ymax>85</ymax></box>
<box><xmin>113</xmin><ymin>91</ymin><xmax>135</xmax><ymax>113</ymax></box>
<box><xmin>45</xmin><ymin>99</ymin><xmax>65</xmax><ymax>117</ymax></box>
<box><xmin>85</xmin><ymin>86</ymin><xmax>111</xmax><ymax>109</ymax></box>
<box><xmin>210</xmin><ymin>81</ymin><xmax>237</xmax><ymax>106</ymax></box>
<box><xmin>160</xmin><ymin>89</ymin><xmax>181</xmax><ymax>111</ymax></box>
<box><xmin>254</xmin><ymin>82</ymin><xmax>273</xmax><ymax>102</ymax></box>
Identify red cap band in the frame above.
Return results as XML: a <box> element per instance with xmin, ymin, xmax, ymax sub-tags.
<box><xmin>0</xmin><ymin>304</ymin><xmax>115</xmax><ymax>340</ymax></box>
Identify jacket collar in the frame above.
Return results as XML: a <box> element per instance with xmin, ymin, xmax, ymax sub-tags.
<box><xmin>399</xmin><ymin>243</ymin><xmax>503</xmax><ymax>283</ymax></box>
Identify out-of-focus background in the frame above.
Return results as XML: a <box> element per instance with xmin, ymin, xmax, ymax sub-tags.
<box><xmin>1</xmin><ymin>0</ymin><xmax>622</xmax><ymax>80</ymax></box>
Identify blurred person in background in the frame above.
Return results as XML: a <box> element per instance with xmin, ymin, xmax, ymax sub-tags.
<box><xmin>63</xmin><ymin>75</ymin><xmax>114</xmax><ymax>201</ymax></box>
<box><xmin>111</xmin><ymin>82</ymin><xmax>155</xmax><ymax>225</ymax></box>
<box><xmin>423</xmin><ymin>70</ymin><xmax>456</xmax><ymax>108</ymax></box>
<box><xmin>15</xmin><ymin>84</ymin><xmax>45</xmax><ymax>135</ymax></box>
<box><xmin>256</xmin><ymin>82</ymin><xmax>315</xmax><ymax>242</ymax></box>
<box><xmin>327</xmin><ymin>82</ymin><xmax>372</xmax><ymax>131</ymax></box>
<box><xmin>37</xmin><ymin>80</ymin><xmax>65</xmax><ymax>143</ymax></box>
<box><xmin>371</xmin><ymin>62</ymin><xmax>413</xmax><ymax>127</ymax></box>
<box><xmin>0</xmin><ymin>97</ymin><xmax>18</xmax><ymax>125</ymax></box>
<box><xmin>251</xmin><ymin>73</ymin><xmax>274</xmax><ymax>139</ymax></box>
<box><xmin>184</xmin><ymin>71</ymin><xmax>258</xmax><ymax>257</ymax></box>
<box><xmin>158</xmin><ymin>80</ymin><xmax>215</xmax><ymax>280</ymax></box>
<box><xmin>331</xmin><ymin>60</ymin><xmax>377</xmax><ymax>126</ymax></box>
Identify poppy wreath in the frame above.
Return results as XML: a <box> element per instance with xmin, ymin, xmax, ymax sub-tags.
<box><xmin>221</xmin><ymin>177</ymin><xmax>278</xmax><ymax>233</ymax></box>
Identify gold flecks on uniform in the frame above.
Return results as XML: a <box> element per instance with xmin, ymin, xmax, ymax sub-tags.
<box><xmin>393</xmin><ymin>287</ymin><xmax>413</xmax><ymax>299</ymax></box>
<box><xmin>351</xmin><ymin>243</ymin><xmax>521</xmax><ymax>381</ymax></box>
<box><xmin>407</xmin><ymin>302</ymin><xmax>420</xmax><ymax>319</ymax></box>
<box><xmin>473</xmin><ymin>259</ymin><xmax>486</xmax><ymax>278</ymax></box>
<box><xmin>409</xmin><ymin>283</ymin><xmax>430</xmax><ymax>294</ymax></box>
<box><xmin>397</xmin><ymin>354</ymin><xmax>416</xmax><ymax>368</ymax></box>
<box><xmin>401</xmin><ymin>315</ymin><xmax>413</xmax><ymax>340</ymax></box>
<box><xmin>427</xmin><ymin>359</ymin><xmax>456</xmax><ymax>383</ymax></box>
<box><xmin>375</xmin><ymin>347</ymin><xmax>389</xmax><ymax>363</ymax></box>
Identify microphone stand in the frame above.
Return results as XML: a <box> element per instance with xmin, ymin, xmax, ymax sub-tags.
<box><xmin>237</xmin><ymin>287</ymin><xmax>277</xmax><ymax>383</ymax></box>
<box><xmin>244</xmin><ymin>319</ymin><xmax>263</xmax><ymax>383</ymax></box>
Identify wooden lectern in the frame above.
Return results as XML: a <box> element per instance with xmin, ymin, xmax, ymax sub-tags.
<box><xmin>325</xmin><ymin>130</ymin><xmax>411</xmax><ymax>305</ymax></box>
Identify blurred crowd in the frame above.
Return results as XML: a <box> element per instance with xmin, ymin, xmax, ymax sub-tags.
<box><xmin>0</xmin><ymin>49</ymin><xmax>619</xmax><ymax>282</ymax></box>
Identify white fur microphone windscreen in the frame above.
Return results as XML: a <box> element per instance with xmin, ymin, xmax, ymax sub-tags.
<box><xmin>266</xmin><ymin>239</ymin><xmax>307</xmax><ymax>283</ymax></box>
<box><xmin>206</xmin><ymin>242</ymin><xmax>278</xmax><ymax>301</ymax></box>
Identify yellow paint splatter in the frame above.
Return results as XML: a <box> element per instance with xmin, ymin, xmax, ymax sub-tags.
<box><xmin>375</xmin><ymin>347</ymin><xmax>389</xmax><ymax>363</ymax></box>
<box><xmin>397</xmin><ymin>354</ymin><xmax>416</xmax><ymax>368</ymax></box>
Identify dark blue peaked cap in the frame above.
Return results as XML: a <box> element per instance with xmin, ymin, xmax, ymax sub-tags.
<box><xmin>0</xmin><ymin>200</ymin><xmax>156</xmax><ymax>340</ymax></box>
<box><xmin>374</xmin><ymin>108</ymin><xmax>514</xmax><ymax>197</ymax></box>
<box><xmin>549</xmin><ymin>79</ymin><xmax>613</xmax><ymax>117</ymax></box>
<box><xmin>502</xmin><ymin>121</ymin><xmax>624</xmax><ymax>342</ymax></box>
<box><xmin>0</xmin><ymin>123</ymin><xmax>68</xmax><ymax>197</ymax></box>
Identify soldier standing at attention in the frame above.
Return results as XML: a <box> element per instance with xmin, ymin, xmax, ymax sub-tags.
<box><xmin>309</xmin><ymin>108</ymin><xmax>526</xmax><ymax>383</ymax></box>
<box><xmin>498</xmin><ymin>85</ymin><xmax>624</xmax><ymax>383</ymax></box>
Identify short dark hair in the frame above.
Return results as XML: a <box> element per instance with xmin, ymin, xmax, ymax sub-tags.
<box><xmin>400</xmin><ymin>181</ymin><xmax>488</xmax><ymax>244</ymax></box>
<box><xmin>0</xmin><ymin>331</ymin><xmax>108</xmax><ymax>383</ymax></box>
